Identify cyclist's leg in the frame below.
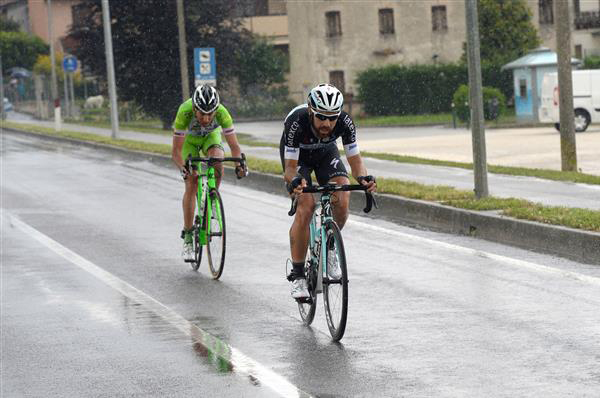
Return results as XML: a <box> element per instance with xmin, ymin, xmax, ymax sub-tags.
<box><xmin>289</xmin><ymin>165</ymin><xmax>315</xmax><ymax>279</ymax></box>
<box><xmin>202</xmin><ymin>128</ymin><xmax>225</xmax><ymax>189</ymax></box>
<box><xmin>182</xmin><ymin>136</ymin><xmax>200</xmax><ymax>230</ymax></box>
<box><xmin>315</xmin><ymin>147</ymin><xmax>350</xmax><ymax>229</ymax></box>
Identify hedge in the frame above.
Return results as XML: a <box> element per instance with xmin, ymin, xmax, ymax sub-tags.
<box><xmin>356</xmin><ymin>63</ymin><xmax>512</xmax><ymax>116</ymax></box>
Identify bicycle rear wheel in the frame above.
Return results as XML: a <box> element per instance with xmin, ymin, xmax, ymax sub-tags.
<box><xmin>191</xmin><ymin>215</ymin><xmax>202</xmax><ymax>271</ymax></box>
<box><xmin>297</xmin><ymin>256</ymin><xmax>318</xmax><ymax>325</ymax></box>
<box><xmin>205</xmin><ymin>189</ymin><xmax>226</xmax><ymax>279</ymax></box>
<box><xmin>323</xmin><ymin>221</ymin><xmax>348</xmax><ymax>341</ymax></box>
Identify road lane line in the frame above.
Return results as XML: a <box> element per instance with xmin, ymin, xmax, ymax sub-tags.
<box><xmin>7</xmin><ymin>213</ymin><xmax>312</xmax><ymax>398</ymax></box>
<box><xmin>226</xmin><ymin>188</ymin><xmax>600</xmax><ymax>287</ymax></box>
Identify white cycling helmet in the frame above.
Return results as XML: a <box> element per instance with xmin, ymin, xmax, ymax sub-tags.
<box><xmin>193</xmin><ymin>84</ymin><xmax>220</xmax><ymax>113</ymax></box>
<box><xmin>307</xmin><ymin>83</ymin><xmax>343</xmax><ymax>114</ymax></box>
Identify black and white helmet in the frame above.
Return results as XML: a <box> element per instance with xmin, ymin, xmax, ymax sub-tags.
<box><xmin>192</xmin><ymin>84</ymin><xmax>220</xmax><ymax>113</ymax></box>
<box><xmin>307</xmin><ymin>83</ymin><xmax>343</xmax><ymax>114</ymax></box>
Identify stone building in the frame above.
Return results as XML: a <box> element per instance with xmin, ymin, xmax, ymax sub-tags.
<box><xmin>284</xmin><ymin>0</ymin><xmax>600</xmax><ymax>104</ymax></box>
<box><xmin>286</xmin><ymin>1</ymin><xmax>466</xmax><ymax>103</ymax></box>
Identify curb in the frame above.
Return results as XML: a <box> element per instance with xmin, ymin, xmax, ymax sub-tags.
<box><xmin>5</xmin><ymin>128</ymin><xmax>599</xmax><ymax>265</ymax></box>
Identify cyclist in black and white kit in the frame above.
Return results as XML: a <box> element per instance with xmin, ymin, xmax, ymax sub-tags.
<box><xmin>280</xmin><ymin>83</ymin><xmax>377</xmax><ymax>299</ymax></box>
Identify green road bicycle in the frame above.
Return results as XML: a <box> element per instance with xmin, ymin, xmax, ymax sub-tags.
<box><xmin>184</xmin><ymin>154</ymin><xmax>246</xmax><ymax>279</ymax></box>
<box><xmin>289</xmin><ymin>184</ymin><xmax>377</xmax><ymax>341</ymax></box>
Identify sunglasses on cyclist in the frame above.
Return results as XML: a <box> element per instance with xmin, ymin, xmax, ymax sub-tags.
<box><xmin>314</xmin><ymin>112</ymin><xmax>339</xmax><ymax>121</ymax></box>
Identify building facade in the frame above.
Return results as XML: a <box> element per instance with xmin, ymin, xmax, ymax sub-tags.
<box><xmin>1</xmin><ymin>0</ymin><xmax>81</xmax><ymax>51</ymax></box>
<box><xmin>529</xmin><ymin>0</ymin><xmax>600</xmax><ymax>59</ymax></box>
<box><xmin>286</xmin><ymin>0</ymin><xmax>466</xmax><ymax>103</ymax></box>
<box><xmin>285</xmin><ymin>0</ymin><xmax>600</xmax><ymax>104</ymax></box>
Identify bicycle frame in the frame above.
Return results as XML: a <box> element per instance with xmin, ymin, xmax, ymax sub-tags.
<box><xmin>192</xmin><ymin>161</ymin><xmax>221</xmax><ymax>245</ymax></box>
<box><xmin>186</xmin><ymin>154</ymin><xmax>245</xmax><ymax>246</ymax></box>
<box><xmin>308</xmin><ymin>193</ymin><xmax>334</xmax><ymax>294</ymax></box>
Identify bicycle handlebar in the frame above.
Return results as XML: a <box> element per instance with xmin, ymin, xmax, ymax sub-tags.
<box><xmin>186</xmin><ymin>153</ymin><xmax>246</xmax><ymax>166</ymax></box>
<box><xmin>288</xmin><ymin>184</ymin><xmax>378</xmax><ymax>216</ymax></box>
<box><xmin>185</xmin><ymin>153</ymin><xmax>247</xmax><ymax>178</ymax></box>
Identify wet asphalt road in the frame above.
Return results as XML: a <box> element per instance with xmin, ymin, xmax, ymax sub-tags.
<box><xmin>2</xmin><ymin>133</ymin><xmax>600</xmax><ymax>397</ymax></box>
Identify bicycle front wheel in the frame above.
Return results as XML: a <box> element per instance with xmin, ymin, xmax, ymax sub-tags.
<box><xmin>205</xmin><ymin>189</ymin><xmax>226</xmax><ymax>279</ymax></box>
<box><xmin>323</xmin><ymin>221</ymin><xmax>348</xmax><ymax>341</ymax></box>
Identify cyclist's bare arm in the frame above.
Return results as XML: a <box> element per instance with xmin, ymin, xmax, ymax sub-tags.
<box><xmin>347</xmin><ymin>153</ymin><xmax>377</xmax><ymax>192</ymax></box>
<box><xmin>172</xmin><ymin>134</ymin><xmax>186</xmax><ymax>170</ymax></box>
<box><xmin>223</xmin><ymin>133</ymin><xmax>242</xmax><ymax>159</ymax></box>
<box><xmin>284</xmin><ymin>158</ymin><xmax>306</xmax><ymax>196</ymax></box>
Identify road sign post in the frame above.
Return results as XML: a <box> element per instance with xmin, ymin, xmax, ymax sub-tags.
<box><xmin>194</xmin><ymin>48</ymin><xmax>216</xmax><ymax>87</ymax></box>
<box><xmin>62</xmin><ymin>55</ymin><xmax>78</xmax><ymax>118</ymax></box>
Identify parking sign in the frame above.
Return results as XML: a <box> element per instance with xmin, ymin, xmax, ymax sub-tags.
<box><xmin>194</xmin><ymin>48</ymin><xmax>216</xmax><ymax>87</ymax></box>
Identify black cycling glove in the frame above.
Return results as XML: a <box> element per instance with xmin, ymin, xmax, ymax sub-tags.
<box><xmin>286</xmin><ymin>175</ymin><xmax>304</xmax><ymax>194</ymax></box>
<box><xmin>357</xmin><ymin>175</ymin><xmax>376</xmax><ymax>184</ymax></box>
<box><xmin>180</xmin><ymin>166</ymin><xmax>190</xmax><ymax>180</ymax></box>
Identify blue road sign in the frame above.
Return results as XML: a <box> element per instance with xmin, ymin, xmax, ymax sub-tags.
<box><xmin>63</xmin><ymin>56</ymin><xmax>78</xmax><ymax>72</ymax></box>
<box><xmin>194</xmin><ymin>48</ymin><xmax>216</xmax><ymax>86</ymax></box>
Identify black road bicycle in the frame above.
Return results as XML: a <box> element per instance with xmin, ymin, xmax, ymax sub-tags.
<box><xmin>289</xmin><ymin>184</ymin><xmax>376</xmax><ymax>341</ymax></box>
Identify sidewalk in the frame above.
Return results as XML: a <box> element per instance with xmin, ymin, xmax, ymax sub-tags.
<box><xmin>5</xmin><ymin>116</ymin><xmax>600</xmax><ymax>211</ymax></box>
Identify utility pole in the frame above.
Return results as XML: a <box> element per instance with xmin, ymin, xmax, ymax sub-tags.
<box><xmin>465</xmin><ymin>0</ymin><xmax>489</xmax><ymax>198</ymax></box>
<box><xmin>176</xmin><ymin>0</ymin><xmax>190</xmax><ymax>101</ymax></box>
<box><xmin>1</xmin><ymin>54</ymin><xmax>5</xmax><ymax>121</ymax></box>
<box><xmin>69</xmin><ymin>71</ymin><xmax>75</xmax><ymax>117</ymax></box>
<box><xmin>63</xmin><ymin>67</ymin><xmax>70</xmax><ymax>118</ymax></box>
<box><xmin>102</xmin><ymin>0</ymin><xmax>119</xmax><ymax>138</ymax></box>
<box><xmin>48</xmin><ymin>0</ymin><xmax>61</xmax><ymax>130</ymax></box>
<box><xmin>555</xmin><ymin>0</ymin><xmax>577</xmax><ymax>171</ymax></box>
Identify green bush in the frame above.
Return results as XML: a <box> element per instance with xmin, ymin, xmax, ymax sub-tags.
<box><xmin>356</xmin><ymin>63</ymin><xmax>512</xmax><ymax>116</ymax></box>
<box><xmin>452</xmin><ymin>84</ymin><xmax>506</xmax><ymax>122</ymax></box>
<box><xmin>582</xmin><ymin>55</ymin><xmax>600</xmax><ymax>69</ymax></box>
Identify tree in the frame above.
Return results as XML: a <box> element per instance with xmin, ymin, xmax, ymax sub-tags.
<box><xmin>69</xmin><ymin>0</ymin><xmax>260</xmax><ymax>127</ymax></box>
<box><xmin>0</xmin><ymin>31</ymin><xmax>49</xmax><ymax>71</ymax></box>
<box><xmin>34</xmin><ymin>53</ymin><xmax>82</xmax><ymax>84</ymax></box>
<box><xmin>235</xmin><ymin>38</ymin><xmax>287</xmax><ymax>95</ymax></box>
<box><xmin>0</xmin><ymin>15</ymin><xmax>21</xmax><ymax>32</ymax></box>
<box><xmin>463</xmin><ymin>0</ymin><xmax>540</xmax><ymax>65</ymax></box>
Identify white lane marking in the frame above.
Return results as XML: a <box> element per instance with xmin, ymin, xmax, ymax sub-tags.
<box><xmin>224</xmin><ymin>187</ymin><xmax>600</xmax><ymax>287</ymax></box>
<box><xmin>7</xmin><ymin>213</ymin><xmax>312</xmax><ymax>398</ymax></box>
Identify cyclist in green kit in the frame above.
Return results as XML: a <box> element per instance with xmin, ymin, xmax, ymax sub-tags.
<box><xmin>172</xmin><ymin>84</ymin><xmax>246</xmax><ymax>260</ymax></box>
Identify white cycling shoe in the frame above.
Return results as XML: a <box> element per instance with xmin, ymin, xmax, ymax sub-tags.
<box><xmin>182</xmin><ymin>242</ymin><xmax>194</xmax><ymax>261</ymax></box>
<box><xmin>290</xmin><ymin>278</ymin><xmax>309</xmax><ymax>298</ymax></box>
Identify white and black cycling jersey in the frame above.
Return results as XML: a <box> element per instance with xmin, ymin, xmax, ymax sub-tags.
<box><xmin>281</xmin><ymin>104</ymin><xmax>359</xmax><ymax>161</ymax></box>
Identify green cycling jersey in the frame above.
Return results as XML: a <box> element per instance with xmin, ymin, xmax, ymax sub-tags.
<box><xmin>173</xmin><ymin>99</ymin><xmax>234</xmax><ymax>137</ymax></box>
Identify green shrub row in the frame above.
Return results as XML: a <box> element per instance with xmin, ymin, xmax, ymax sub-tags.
<box><xmin>356</xmin><ymin>63</ymin><xmax>512</xmax><ymax>116</ymax></box>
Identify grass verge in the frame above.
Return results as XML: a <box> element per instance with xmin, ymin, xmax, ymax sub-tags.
<box><xmin>4</xmin><ymin>122</ymin><xmax>599</xmax><ymax>232</ymax></box>
<box><xmin>361</xmin><ymin>151</ymin><xmax>600</xmax><ymax>185</ymax></box>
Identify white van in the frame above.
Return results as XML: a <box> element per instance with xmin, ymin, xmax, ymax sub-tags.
<box><xmin>539</xmin><ymin>69</ymin><xmax>600</xmax><ymax>132</ymax></box>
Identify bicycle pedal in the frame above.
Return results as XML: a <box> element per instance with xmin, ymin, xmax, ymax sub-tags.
<box><xmin>184</xmin><ymin>259</ymin><xmax>196</xmax><ymax>263</ymax></box>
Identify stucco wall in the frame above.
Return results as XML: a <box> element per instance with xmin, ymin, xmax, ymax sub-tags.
<box><xmin>287</xmin><ymin>1</ymin><xmax>466</xmax><ymax>103</ymax></box>
<box><xmin>28</xmin><ymin>0</ymin><xmax>78</xmax><ymax>48</ymax></box>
